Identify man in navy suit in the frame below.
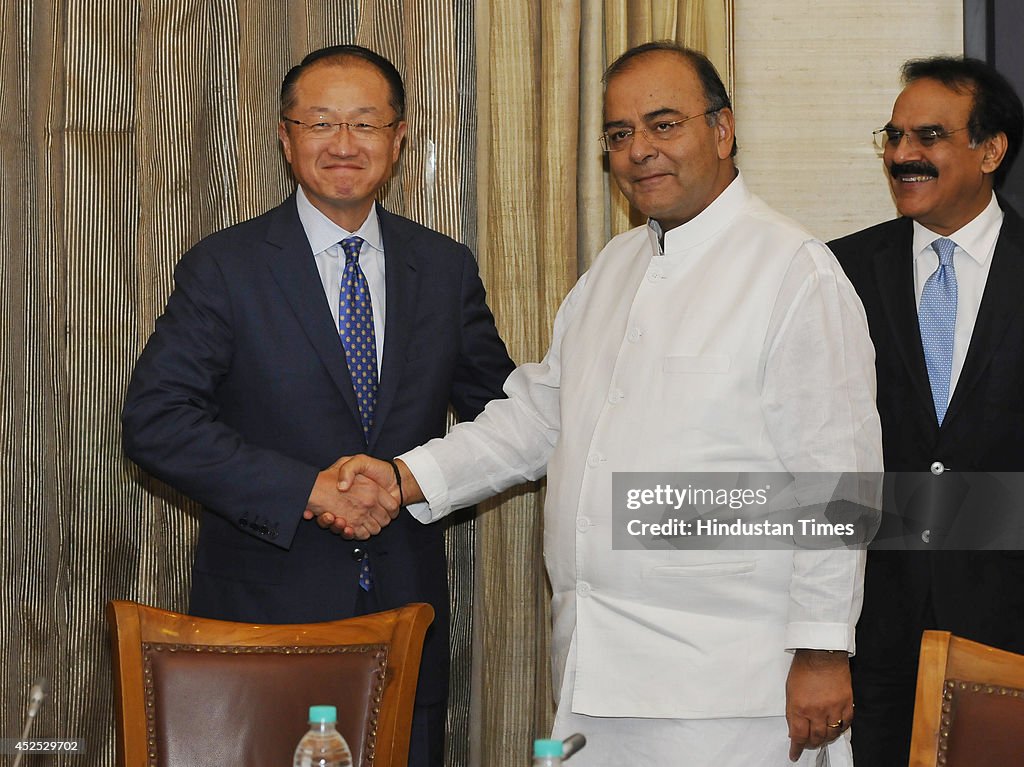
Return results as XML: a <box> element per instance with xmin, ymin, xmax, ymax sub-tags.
<box><xmin>122</xmin><ymin>45</ymin><xmax>514</xmax><ymax>766</ymax></box>
<box><xmin>829</xmin><ymin>56</ymin><xmax>1024</xmax><ymax>767</ymax></box>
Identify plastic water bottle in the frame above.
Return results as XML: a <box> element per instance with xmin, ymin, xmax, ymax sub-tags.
<box><xmin>293</xmin><ymin>705</ymin><xmax>353</xmax><ymax>767</ymax></box>
<box><xmin>532</xmin><ymin>738</ymin><xmax>563</xmax><ymax>766</ymax></box>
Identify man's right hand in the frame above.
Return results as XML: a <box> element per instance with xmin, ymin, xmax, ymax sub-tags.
<box><xmin>338</xmin><ymin>455</ymin><xmax>424</xmax><ymax>502</ymax></box>
<box><xmin>326</xmin><ymin>455</ymin><xmax>425</xmax><ymax>536</ymax></box>
<box><xmin>304</xmin><ymin>462</ymin><xmax>399</xmax><ymax>540</ymax></box>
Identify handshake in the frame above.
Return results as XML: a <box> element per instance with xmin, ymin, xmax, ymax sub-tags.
<box><xmin>302</xmin><ymin>455</ymin><xmax>423</xmax><ymax>540</ymax></box>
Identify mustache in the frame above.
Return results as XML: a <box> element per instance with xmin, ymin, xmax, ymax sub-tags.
<box><xmin>889</xmin><ymin>160</ymin><xmax>939</xmax><ymax>179</ymax></box>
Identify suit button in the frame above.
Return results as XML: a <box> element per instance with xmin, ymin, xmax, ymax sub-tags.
<box><xmin>930</xmin><ymin>461</ymin><xmax>945</xmax><ymax>475</ymax></box>
<box><xmin>351</xmin><ymin>548</ymin><xmax>366</xmax><ymax>562</ymax></box>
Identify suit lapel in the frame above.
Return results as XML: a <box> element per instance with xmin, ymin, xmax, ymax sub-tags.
<box><xmin>368</xmin><ymin>205</ymin><xmax>420</xmax><ymax>449</ymax></box>
<box><xmin>945</xmin><ymin>204</ymin><xmax>1024</xmax><ymax>425</ymax></box>
<box><xmin>872</xmin><ymin>219</ymin><xmax>936</xmax><ymax>416</ymax></box>
<box><xmin>259</xmin><ymin>196</ymin><xmax>363</xmax><ymax>430</ymax></box>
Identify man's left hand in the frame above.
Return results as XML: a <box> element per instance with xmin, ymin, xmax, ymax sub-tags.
<box><xmin>785</xmin><ymin>648</ymin><xmax>853</xmax><ymax>762</ymax></box>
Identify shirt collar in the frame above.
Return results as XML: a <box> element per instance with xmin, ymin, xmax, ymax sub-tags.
<box><xmin>911</xmin><ymin>192</ymin><xmax>1003</xmax><ymax>267</ymax></box>
<box><xmin>294</xmin><ymin>186</ymin><xmax>384</xmax><ymax>255</ymax></box>
<box><xmin>647</xmin><ymin>170</ymin><xmax>748</xmax><ymax>256</ymax></box>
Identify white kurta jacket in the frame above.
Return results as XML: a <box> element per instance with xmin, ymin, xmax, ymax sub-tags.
<box><xmin>403</xmin><ymin>174</ymin><xmax>882</xmax><ymax>720</ymax></box>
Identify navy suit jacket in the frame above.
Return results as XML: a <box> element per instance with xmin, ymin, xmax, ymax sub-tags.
<box><xmin>829</xmin><ymin>203</ymin><xmax>1024</xmax><ymax>651</ymax></box>
<box><xmin>122</xmin><ymin>196</ymin><xmax>515</xmax><ymax>704</ymax></box>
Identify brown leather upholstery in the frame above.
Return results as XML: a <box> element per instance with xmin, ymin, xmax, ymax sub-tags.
<box><xmin>107</xmin><ymin>600</ymin><xmax>433</xmax><ymax>767</ymax></box>
<box><xmin>909</xmin><ymin>630</ymin><xmax>1024</xmax><ymax>766</ymax></box>
<box><xmin>940</xmin><ymin>679</ymin><xmax>1024</xmax><ymax>765</ymax></box>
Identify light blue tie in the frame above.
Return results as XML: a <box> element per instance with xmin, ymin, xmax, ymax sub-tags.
<box><xmin>338</xmin><ymin>236</ymin><xmax>378</xmax><ymax>441</ymax></box>
<box><xmin>338</xmin><ymin>236</ymin><xmax>377</xmax><ymax>592</ymax></box>
<box><xmin>919</xmin><ymin>238</ymin><xmax>958</xmax><ymax>425</ymax></box>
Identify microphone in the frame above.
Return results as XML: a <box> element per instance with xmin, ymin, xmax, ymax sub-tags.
<box><xmin>27</xmin><ymin>679</ymin><xmax>46</xmax><ymax>718</ymax></box>
<box><xmin>12</xmin><ymin>678</ymin><xmax>47</xmax><ymax>767</ymax></box>
<box><xmin>561</xmin><ymin>733</ymin><xmax>586</xmax><ymax>761</ymax></box>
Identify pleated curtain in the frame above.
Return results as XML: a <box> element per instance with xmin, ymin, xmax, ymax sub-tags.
<box><xmin>471</xmin><ymin>2</ymin><xmax>731</xmax><ymax>760</ymax></box>
<box><xmin>0</xmin><ymin>1</ymin><xmax>729</xmax><ymax>764</ymax></box>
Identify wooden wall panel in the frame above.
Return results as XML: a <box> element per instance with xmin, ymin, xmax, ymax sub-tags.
<box><xmin>734</xmin><ymin>0</ymin><xmax>963</xmax><ymax>241</ymax></box>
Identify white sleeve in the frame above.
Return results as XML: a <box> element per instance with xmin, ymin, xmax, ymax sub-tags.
<box><xmin>401</xmin><ymin>273</ymin><xmax>590</xmax><ymax>522</ymax></box>
<box><xmin>760</xmin><ymin>240</ymin><xmax>883</xmax><ymax>654</ymax></box>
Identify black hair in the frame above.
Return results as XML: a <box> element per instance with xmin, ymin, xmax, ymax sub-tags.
<box><xmin>603</xmin><ymin>41</ymin><xmax>737</xmax><ymax>157</ymax></box>
<box><xmin>902</xmin><ymin>56</ymin><xmax>1022</xmax><ymax>187</ymax></box>
<box><xmin>280</xmin><ymin>45</ymin><xmax>405</xmax><ymax>119</ymax></box>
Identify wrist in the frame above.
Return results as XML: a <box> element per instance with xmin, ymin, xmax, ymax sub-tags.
<box><xmin>306</xmin><ymin>469</ymin><xmax>331</xmax><ymax>512</ymax></box>
<box><xmin>794</xmin><ymin>648</ymin><xmax>849</xmax><ymax>666</ymax></box>
<box><xmin>384</xmin><ymin>458</ymin><xmax>404</xmax><ymax>506</ymax></box>
<box><xmin>395</xmin><ymin>459</ymin><xmax>424</xmax><ymax>504</ymax></box>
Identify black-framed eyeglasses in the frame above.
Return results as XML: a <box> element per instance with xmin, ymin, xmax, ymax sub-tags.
<box><xmin>872</xmin><ymin>126</ymin><xmax>971</xmax><ymax>153</ymax></box>
<box><xmin>282</xmin><ymin>116</ymin><xmax>398</xmax><ymax>140</ymax></box>
<box><xmin>599</xmin><ymin>109</ymin><xmax>719</xmax><ymax>152</ymax></box>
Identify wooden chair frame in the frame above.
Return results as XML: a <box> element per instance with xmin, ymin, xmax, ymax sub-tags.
<box><xmin>909</xmin><ymin>630</ymin><xmax>1024</xmax><ymax>766</ymax></box>
<box><xmin>107</xmin><ymin>600</ymin><xmax>433</xmax><ymax>767</ymax></box>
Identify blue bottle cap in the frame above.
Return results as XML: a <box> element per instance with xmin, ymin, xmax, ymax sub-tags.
<box><xmin>309</xmin><ymin>705</ymin><xmax>338</xmax><ymax>723</ymax></box>
<box><xmin>533</xmin><ymin>739</ymin><xmax>563</xmax><ymax>758</ymax></box>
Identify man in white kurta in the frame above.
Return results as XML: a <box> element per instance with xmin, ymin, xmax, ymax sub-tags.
<box><xmin>329</xmin><ymin>43</ymin><xmax>883</xmax><ymax>766</ymax></box>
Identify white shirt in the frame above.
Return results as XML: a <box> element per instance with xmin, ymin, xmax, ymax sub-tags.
<box><xmin>913</xmin><ymin>193</ymin><xmax>1003</xmax><ymax>401</ymax></box>
<box><xmin>295</xmin><ymin>186</ymin><xmax>386</xmax><ymax>372</ymax></box>
<box><xmin>402</xmin><ymin>173</ymin><xmax>882</xmax><ymax>723</ymax></box>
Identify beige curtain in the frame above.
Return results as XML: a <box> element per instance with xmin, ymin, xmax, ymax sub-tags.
<box><xmin>471</xmin><ymin>1</ymin><xmax>732</xmax><ymax>763</ymax></box>
<box><xmin>1</xmin><ymin>0</ymin><xmax>730</xmax><ymax>764</ymax></box>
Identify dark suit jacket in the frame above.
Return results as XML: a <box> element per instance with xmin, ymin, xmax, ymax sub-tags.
<box><xmin>122</xmin><ymin>196</ymin><xmax>515</xmax><ymax>705</ymax></box>
<box><xmin>829</xmin><ymin>203</ymin><xmax>1024</xmax><ymax>652</ymax></box>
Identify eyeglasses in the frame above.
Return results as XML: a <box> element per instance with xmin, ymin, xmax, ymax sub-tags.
<box><xmin>872</xmin><ymin>126</ymin><xmax>971</xmax><ymax>153</ymax></box>
<box><xmin>599</xmin><ymin>110</ymin><xmax>719</xmax><ymax>152</ymax></box>
<box><xmin>282</xmin><ymin>117</ymin><xmax>398</xmax><ymax>140</ymax></box>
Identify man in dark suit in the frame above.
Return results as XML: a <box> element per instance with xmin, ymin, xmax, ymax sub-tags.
<box><xmin>121</xmin><ymin>45</ymin><xmax>514</xmax><ymax>767</ymax></box>
<box><xmin>829</xmin><ymin>56</ymin><xmax>1024</xmax><ymax>767</ymax></box>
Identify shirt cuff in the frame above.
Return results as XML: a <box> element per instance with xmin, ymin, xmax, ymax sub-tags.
<box><xmin>397</xmin><ymin>445</ymin><xmax>453</xmax><ymax>523</ymax></box>
<box><xmin>785</xmin><ymin>622</ymin><xmax>856</xmax><ymax>656</ymax></box>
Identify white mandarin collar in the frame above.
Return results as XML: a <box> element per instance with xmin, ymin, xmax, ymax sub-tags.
<box><xmin>295</xmin><ymin>186</ymin><xmax>385</xmax><ymax>256</ymax></box>
<box><xmin>647</xmin><ymin>171</ymin><xmax>747</xmax><ymax>256</ymax></box>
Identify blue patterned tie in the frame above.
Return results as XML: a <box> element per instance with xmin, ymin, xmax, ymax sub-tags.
<box><xmin>358</xmin><ymin>554</ymin><xmax>374</xmax><ymax>592</ymax></box>
<box><xmin>339</xmin><ymin>236</ymin><xmax>377</xmax><ymax>592</ymax></box>
<box><xmin>338</xmin><ymin>236</ymin><xmax>378</xmax><ymax>441</ymax></box>
<box><xmin>919</xmin><ymin>238</ymin><xmax>958</xmax><ymax>425</ymax></box>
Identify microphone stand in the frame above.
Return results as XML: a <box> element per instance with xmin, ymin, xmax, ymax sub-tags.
<box><xmin>11</xmin><ymin>680</ymin><xmax>46</xmax><ymax>767</ymax></box>
<box><xmin>561</xmin><ymin>733</ymin><xmax>586</xmax><ymax>761</ymax></box>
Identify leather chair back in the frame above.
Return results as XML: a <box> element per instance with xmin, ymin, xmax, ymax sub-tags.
<box><xmin>107</xmin><ymin>600</ymin><xmax>433</xmax><ymax>766</ymax></box>
<box><xmin>910</xmin><ymin>630</ymin><xmax>1024</xmax><ymax>766</ymax></box>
